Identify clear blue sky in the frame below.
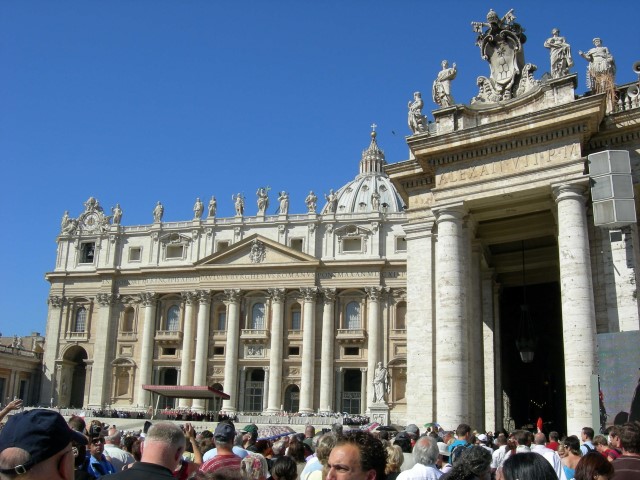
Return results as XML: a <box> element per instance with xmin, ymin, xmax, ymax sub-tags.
<box><xmin>1</xmin><ymin>1</ymin><xmax>638</xmax><ymax>337</ymax></box>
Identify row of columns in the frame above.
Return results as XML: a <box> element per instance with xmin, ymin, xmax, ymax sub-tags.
<box><xmin>409</xmin><ymin>182</ymin><xmax>596</xmax><ymax>433</ymax></box>
<box><xmin>133</xmin><ymin>286</ymin><xmax>386</xmax><ymax>413</ymax></box>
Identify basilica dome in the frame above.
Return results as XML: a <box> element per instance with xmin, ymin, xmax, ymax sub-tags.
<box><xmin>321</xmin><ymin>130</ymin><xmax>405</xmax><ymax>214</ymax></box>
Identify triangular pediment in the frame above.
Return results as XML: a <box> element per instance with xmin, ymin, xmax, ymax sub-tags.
<box><xmin>195</xmin><ymin>234</ymin><xmax>320</xmax><ymax>268</ymax></box>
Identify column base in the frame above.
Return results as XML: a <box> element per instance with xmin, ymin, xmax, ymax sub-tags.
<box><xmin>368</xmin><ymin>403</ymin><xmax>390</xmax><ymax>425</ymax></box>
<box><xmin>298</xmin><ymin>407</ymin><xmax>315</xmax><ymax>415</ymax></box>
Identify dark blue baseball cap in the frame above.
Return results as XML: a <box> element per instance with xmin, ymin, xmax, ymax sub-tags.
<box><xmin>0</xmin><ymin>409</ymin><xmax>87</xmax><ymax>474</ymax></box>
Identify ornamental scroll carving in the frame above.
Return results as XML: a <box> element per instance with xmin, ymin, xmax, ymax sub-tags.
<box><xmin>249</xmin><ymin>239</ymin><xmax>266</xmax><ymax>264</ymax></box>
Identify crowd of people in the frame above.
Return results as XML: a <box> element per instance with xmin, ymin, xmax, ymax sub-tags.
<box><xmin>1</xmin><ymin>403</ymin><xmax>639</xmax><ymax>480</ymax></box>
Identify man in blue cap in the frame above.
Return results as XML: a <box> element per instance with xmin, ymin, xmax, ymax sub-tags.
<box><xmin>0</xmin><ymin>409</ymin><xmax>87</xmax><ymax>480</ymax></box>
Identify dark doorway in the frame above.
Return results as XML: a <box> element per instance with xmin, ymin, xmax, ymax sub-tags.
<box><xmin>63</xmin><ymin>346</ymin><xmax>88</xmax><ymax>408</ymax></box>
<box><xmin>284</xmin><ymin>384</ymin><xmax>299</xmax><ymax>412</ymax></box>
<box><xmin>158</xmin><ymin>368</ymin><xmax>178</xmax><ymax>408</ymax></box>
<box><xmin>342</xmin><ymin>369</ymin><xmax>362</xmax><ymax>414</ymax></box>
<box><xmin>500</xmin><ymin>282</ymin><xmax>567</xmax><ymax>435</ymax></box>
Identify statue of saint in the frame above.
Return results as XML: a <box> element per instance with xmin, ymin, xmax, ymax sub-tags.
<box><xmin>153</xmin><ymin>201</ymin><xmax>164</xmax><ymax>223</ymax></box>
<box><xmin>61</xmin><ymin>211</ymin><xmax>70</xmax><ymax>231</ymax></box>
<box><xmin>233</xmin><ymin>193</ymin><xmax>245</xmax><ymax>216</ymax></box>
<box><xmin>278</xmin><ymin>191</ymin><xmax>289</xmax><ymax>215</ymax></box>
<box><xmin>407</xmin><ymin>92</ymin><xmax>427</xmax><ymax>134</ymax></box>
<box><xmin>432</xmin><ymin>60</ymin><xmax>457</xmax><ymax>107</ymax></box>
<box><xmin>208</xmin><ymin>196</ymin><xmax>217</xmax><ymax>218</ymax></box>
<box><xmin>373</xmin><ymin>362</ymin><xmax>389</xmax><ymax>403</ymax></box>
<box><xmin>305</xmin><ymin>191</ymin><xmax>317</xmax><ymax>213</ymax></box>
<box><xmin>193</xmin><ymin>197</ymin><xmax>204</xmax><ymax>219</ymax></box>
<box><xmin>371</xmin><ymin>191</ymin><xmax>381</xmax><ymax>211</ymax></box>
<box><xmin>256</xmin><ymin>187</ymin><xmax>270</xmax><ymax>214</ymax></box>
<box><xmin>579</xmin><ymin>37</ymin><xmax>616</xmax><ymax>93</ymax></box>
<box><xmin>544</xmin><ymin>28</ymin><xmax>573</xmax><ymax>78</ymax></box>
<box><xmin>111</xmin><ymin>204</ymin><xmax>123</xmax><ymax>225</ymax></box>
<box><xmin>325</xmin><ymin>189</ymin><xmax>338</xmax><ymax>213</ymax></box>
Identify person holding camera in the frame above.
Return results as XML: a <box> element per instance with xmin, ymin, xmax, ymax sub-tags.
<box><xmin>86</xmin><ymin>424</ymin><xmax>116</xmax><ymax>478</ymax></box>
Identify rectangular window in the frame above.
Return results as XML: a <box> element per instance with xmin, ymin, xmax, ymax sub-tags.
<box><xmin>344</xmin><ymin>347</ymin><xmax>360</xmax><ymax>356</ymax></box>
<box><xmin>217</xmin><ymin>312</ymin><xmax>226</xmax><ymax>331</ymax></box>
<box><xmin>396</xmin><ymin>236</ymin><xmax>407</xmax><ymax>252</ymax></box>
<box><xmin>291</xmin><ymin>311</ymin><xmax>301</xmax><ymax>330</ymax></box>
<box><xmin>342</xmin><ymin>238</ymin><xmax>362</xmax><ymax>252</ymax></box>
<box><xmin>128</xmin><ymin>247</ymin><xmax>142</xmax><ymax>262</ymax></box>
<box><xmin>166</xmin><ymin>245</ymin><xmax>184</xmax><ymax>259</ymax></box>
<box><xmin>217</xmin><ymin>241</ymin><xmax>230</xmax><ymax>252</ymax></box>
<box><xmin>162</xmin><ymin>347</ymin><xmax>176</xmax><ymax>356</ymax></box>
<box><xmin>80</xmin><ymin>242</ymin><xmax>96</xmax><ymax>263</ymax></box>
<box><xmin>288</xmin><ymin>346</ymin><xmax>300</xmax><ymax>356</ymax></box>
<box><xmin>213</xmin><ymin>346</ymin><xmax>224</xmax><ymax>355</ymax></box>
<box><xmin>290</xmin><ymin>238</ymin><xmax>303</xmax><ymax>252</ymax></box>
<box><xmin>245</xmin><ymin>381</ymin><xmax>263</xmax><ymax>412</ymax></box>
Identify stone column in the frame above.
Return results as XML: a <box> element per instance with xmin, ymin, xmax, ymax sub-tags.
<box><xmin>554</xmin><ymin>183</ymin><xmax>598</xmax><ymax>435</ymax></box>
<box><xmin>434</xmin><ymin>205</ymin><xmax>469</xmax><ymax>426</ymax></box>
<box><xmin>192</xmin><ymin>290</ymin><xmax>212</xmax><ymax>412</ymax></box>
<box><xmin>238</xmin><ymin>367</ymin><xmax>247</xmax><ymax>412</ymax></box>
<box><xmin>89</xmin><ymin>293</ymin><xmax>117</xmax><ymax>408</ymax></box>
<box><xmin>335</xmin><ymin>367</ymin><xmax>343</xmax><ymax>413</ymax></box>
<box><xmin>493</xmin><ymin>282</ymin><xmax>504</xmax><ymax>428</ymax></box>
<box><xmin>136</xmin><ymin>292</ymin><xmax>158</xmax><ymax>406</ymax></box>
<box><xmin>266</xmin><ymin>288</ymin><xmax>285</xmax><ymax>413</ymax></box>
<box><xmin>41</xmin><ymin>296</ymin><xmax>65</xmax><ymax>405</ymax></box>
<box><xmin>404</xmin><ymin>219</ymin><xmax>436</xmax><ymax>422</ymax></box>
<box><xmin>221</xmin><ymin>289</ymin><xmax>242</xmax><ymax>412</ymax></box>
<box><xmin>360</xmin><ymin>367</ymin><xmax>367</xmax><ymax>414</ymax></box>
<box><xmin>469</xmin><ymin>241</ymin><xmax>484</xmax><ymax>430</ymax></box>
<box><xmin>319</xmin><ymin>289</ymin><xmax>336</xmax><ymax>413</ymax></box>
<box><xmin>178</xmin><ymin>292</ymin><xmax>196</xmax><ymax>409</ymax></box>
<box><xmin>262</xmin><ymin>367</ymin><xmax>269</xmax><ymax>412</ymax></box>
<box><xmin>299</xmin><ymin>287</ymin><xmax>318</xmax><ymax>414</ymax></box>
<box><xmin>482</xmin><ymin>270</ymin><xmax>497</xmax><ymax>431</ymax></box>
<box><xmin>365</xmin><ymin>287</ymin><xmax>382</xmax><ymax>410</ymax></box>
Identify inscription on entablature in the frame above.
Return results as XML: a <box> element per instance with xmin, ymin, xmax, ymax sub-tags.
<box><xmin>436</xmin><ymin>143</ymin><xmax>580</xmax><ymax>187</ymax></box>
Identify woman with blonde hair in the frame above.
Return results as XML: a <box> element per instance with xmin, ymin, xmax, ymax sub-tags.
<box><xmin>385</xmin><ymin>444</ymin><xmax>404</xmax><ymax>480</ymax></box>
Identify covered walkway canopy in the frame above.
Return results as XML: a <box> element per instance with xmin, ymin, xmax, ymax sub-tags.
<box><xmin>143</xmin><ymin>385</ymin><xmax>230</xmax><ymax>418</ymax></box>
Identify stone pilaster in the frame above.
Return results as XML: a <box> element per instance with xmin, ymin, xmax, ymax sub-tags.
<box><xmin>365</xmin><ymin>286</ymin><xmax>382</xmax><ymax>410</ymax></box>
<box><xmin>178</xmin><ymin>292</ymin><xmax>197</xmax><ymax>409</ymax></box>
<box><xmin>41</xmin><ymin>295</ymin><xmax>66</xmax><ymax>405</ymax></box>
<box><xmin>335</xmin><ymin>367</ymin><xmax>343</xmax><ymax>413</ymax></box>
<box><xmin>434</xmin><ymin>205</ymin><xmax>469</xmax><ymax>426</ymax></box>
<box><xmin>192</xmin><ymin>290</ymin><xmax>211</xmax><ymax>411</ymax></box>
<box><xmin>360</xmin><ymin>367</ymin><xmax>367</xmax><ymax>414</ymax></box>
<box><xmin>266</xmin><ymin>288</ymin><xmax>285</xmax><ymax>413</ymax></box>
<box><xmin>469</xmin><ymin>240</ymin><xmax>484</xmax><ymax>430</ymax></box>
<box><xmin>222</xmin><ymin>289</ymin><xmax>242</xmax><ymax>412</ymax></box>
<box><xmin>136</xmin><ymin>292</ymin><xmax>158</xmax><ymax>406</ymax></box>
<box><xmin>88</xmin><ymin>293</ymin><xmax>117</xmax><ymax>408</ymax></box>
<box><xmin>553</xmin><ymin>183</ymin><xmax>598</xmax><ymax>435</ymax></box>
<box><xmin>262</xmin><ymin>367</ymin><xmax>269</xmax><ymax>412</ymax></box>
<box><xmin>299</xmin><ymin>287</ymin><xmax>318</xmax><ymax>413</ymax></box>
<box><xmin>319</xmin><ymin>288</ymin><xmax>336</xmax><ymax>413</ymax></box>
<box><xmin>482</xmin><ymin>269</ymin><xmax>496</xmax><ymax>431</ymax></box>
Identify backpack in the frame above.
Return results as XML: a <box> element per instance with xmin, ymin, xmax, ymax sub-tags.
<box><xmin>583</xmin><ymin>443</ymin><xmax>595</xmax><ymax>454</ymax></box>
<box><xmin>450</xmin><ymin>443</ymin><xmax>470</xmax><ymax>465</ymax></box>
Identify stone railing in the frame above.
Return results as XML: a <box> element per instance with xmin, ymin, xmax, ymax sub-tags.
<box><xmin>0</xmin><ymin>344</ymin><xmax>43</xmax><ymax>359</ymax></box>
<box><xmin>614</xmin><ymin>83</ymin><xmax>640</xmax><ymax>113</ymax></box>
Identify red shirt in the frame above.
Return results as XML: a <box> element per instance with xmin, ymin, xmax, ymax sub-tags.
<box><xmin>546</xmin><ymin>441</ymin><xmax>559</xmax><ymax>451</ymax></box>
<box><xmin>200</xmin><ymin>454</ymin><xmax>242</xmax><ymax>473</ymax></box>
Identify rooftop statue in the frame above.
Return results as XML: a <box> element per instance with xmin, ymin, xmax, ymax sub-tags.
<box><xmin>208</xmin><ymin>196</ymin><xmax>217</xmax><ymax>218</ymax></box>
<box><xmin>111</xmin><ymin>204</ymin><xmax>123</xmax><ymax>225</ymax></box>
<box><xmin>153</xmin><ymin>201</ymin><xmax>164</xmax><ymax>223</ymax></box>
<box><xmin>407</xmin><ymin>92</ymin><xmax>427</xmax><ymax>134</ymax></box>
<box><xmin>544</xmin><ymin>28</ymin><xmax>573</xmax><ymax>78</ymax></box>
<box><xmin>432</xmin><ymin>61</ymin><xmax>457</xmax><ymax>108</ymax></box>
<box><xmin>305</xmin><ymin>191</ymin><xmax>317</xmax><ymax>213</ymax></box>
<box><xmin>325</xmin><ymin>189</ymin><xmax>338</xmax><ymax>214</ymax></box>
<box><xmin>278</xmin><ymin>191</ymin><xmax>289</xmax><ymax>215</ymax></box>
<box><xmin>193</xmin><ymin>197</ymin><xmax>204</xmax><ymax>220</ymax></box>
<box><xmin>233</xmin><ymin>193</ymin><xmax>245</xmax><ymax>216</ymax></box>
<box><xmin>256</xmin><ymin>187</ymin><xmax>270</xmax><ymax>214</ymax></box>
<box><xmin>579</xmin><ymin>37</ymin><xmax>616</xmax><ymax>93</ymax></box>
<box><xmin>471</xmin><ymin>9</ymin><xmax>539</xmax><ymax>103</ymax></box>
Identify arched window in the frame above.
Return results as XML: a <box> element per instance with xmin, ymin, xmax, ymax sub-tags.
<box><xmin>396</xmin><ymin>302</ymin><xmax>407</xmax><ymax>330</ymax></box>
<box><xmin>166</xmin><ymin>306</ymin><xmax>180</xmax><ymax>331</ymax></box>
<box><xmin>251</xmin><ymin>303</ymin><xmax>265</xmax><ymax>330</ymax></box>
<box><xmin>74</xmin><ymin>307</ymin><xmax>87</xmax><ymax>332</ymax></box>
<box><xmin>290</xmin><ymin>304</ymin><xmax>301</xmax><ymax>330</ymax></box>
<box><xmin>345</xmin><ymin>301</ymin><xmax>361</xmax><ymax>329</ymax></box>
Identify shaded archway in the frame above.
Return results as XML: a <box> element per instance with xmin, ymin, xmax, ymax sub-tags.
<box><xmin>342</xmin><ymin>369</ymin><xmax>362</xmax><ymax>414</ymax></box>
<box><xmin>158</xmin><ymin>367</ymin><xmax>178</xmax><ymax>408</ymax></box>
<box><xmin>284</xmin><ymin>384</ymin><xmax>299</xmax><ymax>413</ymax></box>
<box><xmin>61</xmin><ymin>346</ymin><xmax>88</xmax><ymax>408</ymax></box>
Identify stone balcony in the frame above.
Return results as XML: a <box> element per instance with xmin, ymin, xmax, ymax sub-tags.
<box><xmin>118</xmin><ymin>331</ymin><xmax>137</xmax><ymax>342</ymax></box>
<box><xmin>240</xmin><ymin>329</ymin><xmax>270</xmax><ymax>343</ymax></box>
<box><xmin>66</xmin><ymin>331</ymin><xmax>88</xmax><ymax>341</ymax></box>
<box><xmin>336</xmin><ymin>328</ymin><xmax>367</xmax><ymax>344</ymax></box>
<box><xmin>155</xmin><ymin>330</ymin><xmax>183</xmax><ymax>344</ymax></box>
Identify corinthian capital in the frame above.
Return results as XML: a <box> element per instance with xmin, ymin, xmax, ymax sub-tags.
<box><xmin>321</xmin><ymin>288</ymin><xmax>337</xmax><ymax>303</ymax></box>
<box><xmin>138</xmin><ymin>292</ymin><xmax>158</xmax><ymax>307</ymax></box>
<box><xmin>181</xmin><ymin>291</ymin><xmax>197</xmax><ymax>305</ymax></box>
<box><xmin>196</xmin><ymin>290</ymin><xmax>212</xmax><ymax>305</ymax></box>
<box><xmin>365</xmin><ymin>286</ymin><xmax>383</xmax><ymax>301</ymax></box>
<box><xmin>267</xmin><ymin>288</ymin><xmax>285</xmax><ymax>303</ymax></box>
<box><xmin>48</xmin><ymin>295</ymin><xmax>66</xmax><ymax>308</ymax></box>
<box><xmin>300</xmin><ymin>287</ymin><xmax>318</xmax><ymax>302</ymax></box>
<box><xmin>97</xmin><ymin>293</ymin><xmax>116</xmax><ymax>306</ymax></box>
<box><xmin>223</xmin><ymin>289</ymin><xmax>242</xmax><ymax>304</ymax></box>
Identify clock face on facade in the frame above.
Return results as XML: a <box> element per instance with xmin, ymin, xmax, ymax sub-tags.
<box><xmin>82</xmin><ymin>212</ymin><xmax>100</xmax><ymax>231</ymax></box>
